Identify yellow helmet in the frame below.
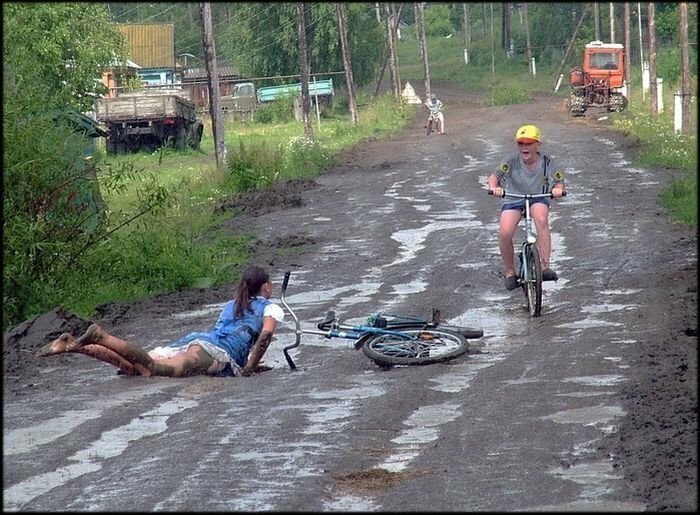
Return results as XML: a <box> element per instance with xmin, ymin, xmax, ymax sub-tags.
<box><xmin>515</xmin><ymin>124</ymin><xmax>541</xmax><ymax>143</ymax></box>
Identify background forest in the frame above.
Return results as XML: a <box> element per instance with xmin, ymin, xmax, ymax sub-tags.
<box><xmin>3</xmin><ymin>2</ymin><xmax>697</xmax><ymax>330</ymax></box>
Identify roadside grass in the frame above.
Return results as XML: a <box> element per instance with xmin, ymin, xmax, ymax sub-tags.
<box><xmin>58</xmin><ymin>93</ymin><xmax>415</xmax><ymax>318</ymax></box>
<box><xmin>612</xmin><ymin>88</ymin><xmax>697</xmax><ymax>225</ymax></box>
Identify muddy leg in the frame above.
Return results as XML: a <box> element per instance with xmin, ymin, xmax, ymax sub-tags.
<box><xmin>76</xmin><ymin>344</ymin><xmax>151</xmax><ymax>376</ymax></box>
<box><xmin>73</xmin><ymin>324</ymin><xmax>161</xmax><ymax>375</ymax></box>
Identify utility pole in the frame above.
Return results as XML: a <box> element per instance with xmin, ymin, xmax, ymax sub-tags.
<box><xmin>490</xmin><ymin>3</ymin><xmax>495</xmax><ymax>82</ymax></box>
<box><xmin>390</xmin><ymin>3</ymin><xmax>402</xmax><ymax>96</ymax></box>
<box><xmin>373</xmin><ymin>3</ymin><xmax>404</xmax><ymax>97</ymax></box>
<box><xmin>594</xmin><ymin>2</ymin><xmax>600</xmax><ymax>40</ymax></box>
<box><xmin>296</xmin><ymin>3</ymin><xmax>313</xmax><ymax>140</ymax></box>
<box><xmin>679</xmin><ymin>2</ymin><xmax>690</xmax><ymax>133</ymax></box>
<box><xmin>462</xmin><ymin>3</ymin><xmax>471</xmax><ymax>62</ymax></box>
<box><xmin>502</xmin><ymin>2</ymin><xmax>511</xmax><ymax>55</ymax></box>
<box><xmin>638</xmin><ymin>2</ymin><xmax>645</xmax><ymax>102</ymax></box>
<box><xmin>624</xmin><ymin>2</ymin><xmax>632</xmax><ymax>105</ymax></box>
<box><xmin>523</xmin><ymin>3</ymin><xmax>533</xmax><ymax>75</ymax></box>
<box><xmin>200</xmin><ymin>2</ymin><xmax>226</xmax><ymax>167</ymax></box>
<box><xmin>384</xmin><ymin>3</ymin><xmax>397</xmax><ymax>96</ymax></box>
<box><xmin>553</xmin><ymin>3</ymin><xmax>590</xmax><ymax>91</ymax></box>
<box><xmin>336</xmin><ymin>3</ymin><xmax>358</xmax><ymax>124</ymax></box>
<box><xmin>416</xmin><ymin>2</ymin><xmax>430</xmax><ymax>101</ymax></box>
<box><xmin>609</xmin><ymin>2</ymin><xmax>615</xmax><ymax>42</ymax></box>
<box><xmin>647</xmin><ymin>2</ymin><xmax>658</xmax><ymax>115</ymax></box>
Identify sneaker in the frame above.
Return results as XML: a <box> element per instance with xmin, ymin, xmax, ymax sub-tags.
<box><xmin>542</xmin><ymin>268</ymin><xmax>558</xmax><ymax>281</ymax></box>
<box><xmin>504</xmin><ymin>275</ymin><xmax>519</xmax><ymax>291</ymax></box>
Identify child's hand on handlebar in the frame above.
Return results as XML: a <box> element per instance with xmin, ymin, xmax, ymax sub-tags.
<box><xmin>551</xmin><ymin>186</ymin><xmax>565</xmax><ymax>198</ymax></box>
<box><xmin>489</xmin><ymin>187</ymin><xmax>504</xmax><ymax>198</ymax></box>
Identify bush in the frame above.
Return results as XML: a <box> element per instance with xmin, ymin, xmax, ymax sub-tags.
<box><xmin>225</xmin><ymin>140</ymin><xmax>283</xmax><ymax>192</ymax></box>
<box><xmin>254</xmin><ymin>94</ymin><xmax>296</xmax><ymax>124</ymax></box>
<box><xmin>489</xmin><ymin>84</ymin><xmax>531</xmax><ymax>106</ymax></box>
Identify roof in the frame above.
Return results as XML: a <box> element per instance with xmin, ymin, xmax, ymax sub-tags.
<box><xmin>586</xmin><ymin>40</ymin><xmax>624</xmax><ymax>49</ymax></box>
<box><xmin>182</xmin><ymin>65</ymin><xmax>241</xmax><ymax>81</ymax></box>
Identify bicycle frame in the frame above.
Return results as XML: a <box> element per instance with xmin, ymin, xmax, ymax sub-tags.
<box><xmin>279</xmin><ymin>271</ymin><xmax>481</xmax><ymax>369</ymax></box>
<box><xmin>489</xmin><ymin>190</ymin><xmax>566</xmax><ymax>317</ymax></box>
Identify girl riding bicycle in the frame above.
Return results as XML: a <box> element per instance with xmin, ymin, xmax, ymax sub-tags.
<box><xmin>487</xmin><ymin>124</ymin><xmax>566</xmax><ymax>291</ymax></box>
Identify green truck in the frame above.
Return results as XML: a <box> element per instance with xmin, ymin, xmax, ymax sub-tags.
<box><xmin>221</xmin><ymin>79</ymin><xmax>334</xmax><ymax>119</ymax></box>
<box><xmin>94</xmin><ymin>91</ymin><xmax>204</xmax><ymax>153</ymax></box>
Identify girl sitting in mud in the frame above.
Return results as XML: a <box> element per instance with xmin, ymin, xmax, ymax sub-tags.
<box><xmin>36</xmin><ymin>264</ymin><xmax>285</xmax><ymax>377</ymax></box>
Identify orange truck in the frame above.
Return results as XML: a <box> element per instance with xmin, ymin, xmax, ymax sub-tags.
<box><xmin>569</xmin><ymin>40</ymin><xmax>628</xmax><ymax>116</ymax></box>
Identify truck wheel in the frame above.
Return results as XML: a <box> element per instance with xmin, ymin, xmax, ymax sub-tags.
<box><xmin>175</xmin><ymin>127</ymin><xmax>188</xmax><ymax>150</ymax></box>
<box><xmin>608</xmin><ymin>94</ymin><xmax>628</xmax><ymax>112</ymax></box>
<box><xmin>106</xmin><ymin>137</ymin><xmax>117</xmax><ymax>154</ymax></box>
<box><xmin>189</xmin><ymin>122</ymin><xmax>204</xmax><ymax>150</ymax></box>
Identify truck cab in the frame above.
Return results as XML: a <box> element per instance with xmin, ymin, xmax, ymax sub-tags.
<box><xmin>582</xmin><ymin>40</ymin><xmax>625</xmax><ymax>88</ymax></box>
<box><xmin>221</xmin><ymin>82</ymin><xmax>256</xmax><ymax>118</ymax></box>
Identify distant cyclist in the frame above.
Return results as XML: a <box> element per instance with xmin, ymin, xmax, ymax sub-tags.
<box><xmin>426</xmin><ymin>93</ymin><xmax>445</xmax><ymax>135</ymax></box>
<box><xmin>487</xmin><ymin>124</ymin><xmax>566</xmax><ymax>291</ymax></box>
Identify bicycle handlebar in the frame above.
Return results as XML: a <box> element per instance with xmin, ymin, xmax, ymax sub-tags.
<box><xmin>280</xmin><ymin>271</ymin><xmax>299</xmax><ymax>370</ymax></box>
<box><xmin>488</xmin><ymin>190</ymin><xmax>567</xmax><ymax>199</ymax></box>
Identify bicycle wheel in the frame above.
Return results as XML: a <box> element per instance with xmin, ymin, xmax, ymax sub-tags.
<box><xmin>523</xmin><ymin>244</ymin><xmax>543</xmax><ymax>317</ymax></box>
<box><xmin>362</xmin><ymin>328</ymin><xmax>469</xmax><ymax>366</ymax></box>
<box><xmin>426</xmin><ymin>118</ymin><xmax>433</xmax><ymax>135</ymax></box>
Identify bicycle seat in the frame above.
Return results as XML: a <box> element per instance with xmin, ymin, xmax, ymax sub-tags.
<box><xmin>317</xmin><ymin>311</ymin><xmax>336</xmax><ymax>330</ymax></box>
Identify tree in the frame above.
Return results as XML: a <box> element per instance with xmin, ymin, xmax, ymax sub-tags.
<box><xmin>416</xmin><ymin>2</ymin><xmax>430</xmax><ymax>101</ymax></box>
<box><xmin>297</xmin><ymin>3</ymin><xmax>313</xmax><ymax>140</ymax></box>
<box><xmin>679</xmin><ymin>2</ymin><xmax>691</xmax><ymax>133</ymax></box>
<box><xmin>336</xmin><ymin>3</ymin><xmax>359</xmax><ymax>125</ymax></box>
<box><xmin>624</xmin><ymin>2</ymin><xmax>632</xmax><ymax>105</ymax></box>
<box><xmin>222</xmin><ymin>4</ymin><xmax>383</xmax><ymax>88</ymax></box>
<box><xmin>200</xmin><ymin>2</ymin><xmax>226</xmax><ymax>167</ymax></box>
<box><xmin>3</xmin><ymin>3</ymin><xmax>128</xmax><ymax>112</ymax></box>
<box><xmin>648</xmin><ymin>2</ymin><xmax>658</xmax><ymax>115</ymax></box>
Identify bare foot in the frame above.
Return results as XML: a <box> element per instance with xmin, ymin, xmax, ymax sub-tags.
<box><xmin>35</xmin><ymin>333</ymin><xmax>77</xmax><ymax>357</ymax></box>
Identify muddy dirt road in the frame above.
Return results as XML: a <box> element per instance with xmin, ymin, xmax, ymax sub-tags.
<box><xmin>4</xmin><ymin>85</ymin><xmax>697</xmax><ymax>511</ymax></box>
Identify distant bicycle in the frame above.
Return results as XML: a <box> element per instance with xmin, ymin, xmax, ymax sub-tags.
<box><xmin>488</xmin><ymin>190</ymin><xmax>566</xmax><ymax>317</ymax></box>
<box><xmin>279</xmin><ymin>271</ymin><xmax>483</xmax><ymax>369</ymax></box>
<box><xmin>426</xmin><ymin>106</ymin><xmax>443</xmax><ymax>135</ymax></box>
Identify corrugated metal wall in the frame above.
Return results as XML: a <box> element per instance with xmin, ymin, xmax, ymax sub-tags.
<box><xmin>118</xmin><ymin>23</ymin><xmax>174</xmax><ymax>68</ymax></box>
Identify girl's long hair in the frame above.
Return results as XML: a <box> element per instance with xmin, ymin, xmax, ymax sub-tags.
<box><xmin>234</xmin><ymin>264</ymin><xmax>270</xmax><ymax>318</ymax></box>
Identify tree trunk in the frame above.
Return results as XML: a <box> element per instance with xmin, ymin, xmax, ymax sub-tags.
<box><xmin>417</xmin><ymin>2</ymin><xmax>430</xmax><ymax>101</ymax></box>
<box><xmin>623</xmin><ymin>2</ymin><xmax>631</xmax><ymax>105</ymax></box>
<box><xmin>523</xmin><ymin>3</ymin><xmax>533</xmax><ymax>74</ymax></box>
<box><xmin>296</xmin><ymin>3</ymin><xmax>313</xmax><ymax>139</ymax></box>
<box><xmin>463</xmin><ymin>3</ymin><xmax>471</xmax><ymax>50</ymax></box>
<box><xmin>647</xmin><ymin>2</ymin><xmax>658</xmax><ymax>115</ymax></box>
<box><xmin>374</xmin><ymin>4</ymin><xmax>404</xmax><ymax>97</ymax></box>
<box><xmin>200</xmin><ymin>2</ymin><xmax>226</xmax><ymax>167</ymax></box>
<box><xmin>336</xmin><ymin>3</ymin><xmax>358</xmax><ymax>124</ymax></box>
<box><xmin>390</xmin><ymin>3</ymin><xmax>401</xmax><ymax>96</ymax></box>
<box><xmin>679</xmin><ymin>2</ymin><xmax>691</xmax><ymax>133</ymax></box>
<box><xmin>609</xmin><ymin>2</ymin><xmax>615</xmax><ymax>42</ymax></box>
<box><xmin>502</xmin><ymin>2</ymin><xmax>511</xmax><ymax>54</ymax></box>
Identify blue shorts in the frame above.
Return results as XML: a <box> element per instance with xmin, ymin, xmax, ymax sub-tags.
<box><xmin>501</xmin><ymin>198</ymin><xmax>550</xmax><ymax>212</ymax></box>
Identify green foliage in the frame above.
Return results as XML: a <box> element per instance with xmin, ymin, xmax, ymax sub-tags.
<box><xmin>280</xmin><ymin>136</ymin><xmax>332</xmax><ymax>179</ymax></box>
<box><xmin>613</xmin><ymin>113</ymin><xmax>697</xmax><ymax>225</ymax></box>
<box><xmin>3</xmin><ymin>3</ymin><xmax>128</xmax><ymax>112</ymax></box>
<box><xmin>225</xmin><ymin>140</ymin><xmax>284</xmax><ymax>192</ymax></box>
<box><xmin>220</xmin><ymin>3</ymin><xmax>384</xmax><ymax>87</ymax></box>
<box><xmin>254</xmin><ymin>95</ymin><xmax>296</xmax><ymax>124</ymax></box>
<box><xmin>489</xmin><ymin>84</ymin><xmax>531</xmax><ymax>106</ymax></box>
<box><xmin>424</xmin><ymin>4</ymin><xmax>455</xmax><ymax>37</ymax></box>
<box><xmin>659</xmin><ymin>176</ymin><xmax>697</xmax><ymax>225</ymax></box>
